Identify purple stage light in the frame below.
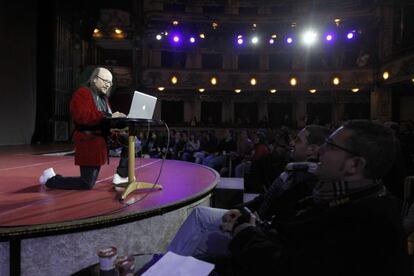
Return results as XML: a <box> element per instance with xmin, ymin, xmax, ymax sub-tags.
<box><xmin>347</xmin><ymin>32</ymin><xmax>354</xmax><ymax>39</ymax></box>
<box><xmin>286</xmin><ymin>37</ymin><xmax>293</xmax><ymax>44</ymax></box>
<box><xmin>326</xmin><ymin>34</ymin><xmax>333</xmax><ymax>41</ymax></box>
<box><xmin>173</xmin><ymin>35</ymin><xmax>180</xmax><ymax>42</ymax></box>
<box><xmin>189</xmin><ymin>37</ymin><xmax>196</xmax><ymax>43</ymax></box>
<box><xmin>269</xmin><ymin>38</ymin><xmax>275</xmax><ymax>44</ymax></box>
<box><xmin>237</xmin><ymin>38</ymin><xmax>244</xmax><ymax>45</ymax></box>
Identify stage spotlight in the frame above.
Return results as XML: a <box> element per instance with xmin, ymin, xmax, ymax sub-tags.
<box><xmin>198</xmin><ymin>88</ymin><xmax>205</xmax><ymax>93</ymax></box>
<box><xmin>302</xmin><ymin>30</ymin><xmax>317</xmax><ymax>46</ymax></box>
<box><xmin>234</xmin><ymin>89</ymin><xmax>242</xmax><ymax>93</ymax></box>
<box><xmin>269</xmin><ymin>89</ymin><xmax>277</xmax><ymax>93</ymax></box>
<box><xmin>309</xmin><ymin>89</ymin><xmax>317</xmax><ymax>93</ymax></box>
<box><xmin>290</xmin><ymin>77</ymin><xmax>297</xmax><ymax>86</ymax></box>
<box><xmin>271</xmin><ymin>34</ymin><xmax>277</xmax><ymax>39</ymax></box>
<box><xmin>112</xmin><ymin>28</ymin><xmax>126</xmax><ymax>39</ymax></box>
<box><xmin>250</xmin><ymin>78</ymin><xmax>257</xmax><ymax>86</ymax></box>
<box><xmin>199</xmin><ymin>33</ymin><xmax>205</xmax><ymax>39</ymax></box>
<box><xmin>237</xmin><ymin>34</ymin><xmax>243</xmax><ymax>39</ymax></box>
<box><xmin>325</xmin><ymin>34</ymin><xmax>333</xmax><ymax>41</ymax></box>
<box><xmin>172</xmin><ymin>20</ymin><xmax>179</xmax><ymax>26</ymax></box>
<box><xmin>383</xmin><ymin>71</ymin><xmax>389</xmax><ymax>80</ymax></box>
<box><xmin>334</xmin><ymin>18</ymin><xmax>341</xmax><ymax>27</ymax></box>
<box><xmin>269</xmin><ymin>39</ymin><xmax>275</xmax><ymax>44</ymax></box>
<box><xmin>157</xmin><ymin>87</ymin><xmax>165</xmax><ymax>91</ymax></box>
<box><xmin>156</xmin><ymin>34</ymin><xmax>162</xmax><ymax>40</ymax></box>
<box><xmin>212</xmin><ymin>22</ymin><xmax>218</xmax><ymax>29</ymax></box>
<box><xmin>251</xmin><ymin>36</ymin><xmax>259</xmax><ymax>44</ymax></box>
<box><xmin>346</xmin><ymin>32</ymin><xmax>354</xmax><ymax>39</ymax></box>
<box><xmin>171</xmin><ymin>76</ymin><xmax>178</xmax><ymax>84</ymax></box>
<box><xmin>211</xmin><ymin>77</ymin><xmax>217</xmax><ymax>85</ymax></box>
<box><xmin>286</xmin><ymin>37</ymin><xmax>293</xmax><ymax>44</ymax></box>
<box><xmin>351</xmin><ymin>88</ymin><xmax>359</xmax><ymax>93</ymax></box>
<box><xmin>333</xmin><ymin>77</ymin><xmax>340</xmax><ymax>85</ymax></box>
<box><xmin>173</xmin><ymin>35</ymin><xmax>180</xmax><ymax>43</ymax></box>
<box><xmin>237</xmin><ymin>38</ymin><xmax>244</xmax><ymax>45</ymax></box>
<box><xmin>411</xmin><ymin>78</ymin><xmax>414</xmax><ymax>83</ymax></box>
<box><xmin>92</xmin><ymin>28</ymin><xmax>102</xmax><ymax>38</ymax></box>
<box><xmin>189</xmin><ymin>37</ymin><xmax>196</xmax><ymax>43</ymax></box>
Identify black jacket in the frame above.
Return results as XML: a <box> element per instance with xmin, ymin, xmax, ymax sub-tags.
<box><xmin>242</xmin><ymin>164</ymin><xmax>318</xmax><ymax>221</ymax></box>
<box><xmin>228</xmin><ymin>186</ymin><xmax>409</xmax><ymax>276</ymax></box>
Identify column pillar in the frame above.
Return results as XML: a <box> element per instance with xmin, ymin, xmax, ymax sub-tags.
<box><xmin>149</xmin><ymin>49</ymin><xmax>161</xmax><ymax>67</ymax></box>
<box><xmin>184</xmin><ymin>101</ymin><xmax>193</xmax><ymax>123</ymax></box>
<box><xmin>258</xmin><ymin>100</ymin><xmax>267</xmax><ymax>121</ymax></box>
<box><xmin>295</xmin><ymin>93</ymin><xmax>307</xmax><ymax>128</ymax></box>
<box><xmin>193</xmin><ymin>96</ymin><xmax>201</xmax><ymax>123</ymax></box>
<box><xmin>370</xmin><ymin>86</ymin><xmax>392</xmax><ymax>122</ymax></box>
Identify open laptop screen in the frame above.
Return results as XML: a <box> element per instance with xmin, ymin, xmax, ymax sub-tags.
<box><xmin>127</xmin><ymin>91</ymin><xmax>157</xmax><ymax>120</ymax></box>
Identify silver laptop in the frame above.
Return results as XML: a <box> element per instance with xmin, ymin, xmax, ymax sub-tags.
<box><xmin>127</xmin><ymin>91</ymin><xmax>157</xmax><ymax>119</ymax></box>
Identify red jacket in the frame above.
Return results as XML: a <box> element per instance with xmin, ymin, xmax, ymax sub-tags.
<box><xmin>70</xmin><ymin>87</ymin><xmax>109</xmax><ymax>166</ymax></box>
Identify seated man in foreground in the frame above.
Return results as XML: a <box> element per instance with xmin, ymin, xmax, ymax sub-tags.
<box><xmin>224</xmin><ymin>120</ymin><xmax>408</xmax><ymax>276</ymax></box>
<box><xmin>167</xmin><ymin>125</ymin><xmax>330</xmax><ymax>260</ymax></box>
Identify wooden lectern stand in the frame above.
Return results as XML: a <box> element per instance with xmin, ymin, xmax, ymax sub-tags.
<box><xmin>108</xmin><ymin>118</ymin><xmax>162</xmax><ymax>200</ymax></box>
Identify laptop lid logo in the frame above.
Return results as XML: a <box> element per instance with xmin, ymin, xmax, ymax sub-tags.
<box><xmin>127</xmin><ymin>91</ymin><xmax>157</xmax><ymax>119</ymax></box>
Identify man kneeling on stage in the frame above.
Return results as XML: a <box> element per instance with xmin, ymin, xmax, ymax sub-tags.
<box><xmin>39</xmin><ymin>67</ymin><xmax>129</xmax><ymax>190</ymax></box>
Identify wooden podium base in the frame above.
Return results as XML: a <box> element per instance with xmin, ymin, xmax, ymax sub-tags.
<box><xmin>113</xmin><ymin>122</ymin><xmax>165</xmax><ymax>201</ymax></box>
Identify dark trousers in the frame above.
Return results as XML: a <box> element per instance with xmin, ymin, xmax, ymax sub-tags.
<box><xmin>116</xmin><ymin>145</ymin><xmax>128</xmax><ymax>178</ymax></box>
<box><xmin>46</xmin><ymin>146</ymin><xmax>128</xmax><ymax>190</ymax></box>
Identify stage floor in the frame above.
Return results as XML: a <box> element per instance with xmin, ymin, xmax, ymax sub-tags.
<box><xmin>0</xmin><ymin>145</ymin><xmax>219</xmax><ymax>238</ymax></box>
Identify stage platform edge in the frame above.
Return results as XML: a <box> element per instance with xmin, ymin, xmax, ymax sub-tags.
<box><xmin>0</xmin><ymin>195</ymin><xmax>211</xmax><ymax>276</ymax></box>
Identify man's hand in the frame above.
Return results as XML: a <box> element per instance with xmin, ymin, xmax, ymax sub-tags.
<box><xmin>220</xmin><ymin>208</ymin><xmax>256</xmax><ymax>235</ymax></box>
<box><xmin>220</xmin><ymin>209</ymin><xmax>242</xmax><ymax>233</ymax></box>
<box><xmin>112</xmin><ymin>111</ymin><xmax>126</xmax><ymax>118</ymax></box>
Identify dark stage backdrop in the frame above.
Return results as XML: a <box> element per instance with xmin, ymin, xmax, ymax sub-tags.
<box><xmin>0</xmin><ymin>1</ymin><xmax>37</xmax><ymax>145</ymax></box>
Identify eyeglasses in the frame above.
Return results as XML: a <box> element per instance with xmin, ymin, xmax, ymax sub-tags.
<box><xmin>322</xmin><ymin>138</ymin><xmax>361</xmax><ymax>157</ymax></box>
<box><xmin>96</xmin><ymin>75</ymin><xmax>113</xmax><ymax>86</ymax></box>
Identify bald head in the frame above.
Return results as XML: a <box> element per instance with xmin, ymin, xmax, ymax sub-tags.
<box><xmin>90</xmin><ymin>67</ymin><xmax>113</xmax><ymax>95</ymax></box>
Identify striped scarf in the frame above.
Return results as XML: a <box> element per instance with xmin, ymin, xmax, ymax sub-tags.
<box><xmin>313</xmin><ymin>179</ymin><xmax>382</xmax><ymax>204</ymax></box>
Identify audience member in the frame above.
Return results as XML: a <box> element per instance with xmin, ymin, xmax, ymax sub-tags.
<box><xmin>202</xmin><ymin>129</ymin><xmax>236</xmax><ymax>171</ymax></box>
<box><xmin>194</xmin><ymin>130</ymin><xmax>219</xmax><ymax>164</ymax></box>
<box><xmin>244</xmin><ymin>125</ymin><xmax>330</xmax><ymax>220</ymax></box>
<box><xmin>224</xmin><ymin>120</ymin><xmax>408</xmax><ymax>276</ymax></box>
<box><xmin>181</xmin><ymin>132</ymin><xmax>200</xmax><ymax>162</ymax></box>
<box><xmin>233</xmin><ymin>130</ymin><xmax>254</xmax><ymax>164</ymax></box>
<box><xmin>167</xmin><ymin>125</ymin><xmax>330</xmax><ymax>261</ymax></box>
<box><xmin>234</xmin><ymin>131</ymin><xmax>270</xmax><ymax>177</ymax></box>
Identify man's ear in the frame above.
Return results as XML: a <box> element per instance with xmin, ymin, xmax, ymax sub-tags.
<box><xmin>354</xmin><ymin>157</ymin><xmax>366</xmax><ymax>173</ymax></box>
<box><xmin>346</xmin><ymin>157</ymin><xmax>366</xmax><ymax>175</ymax></box>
